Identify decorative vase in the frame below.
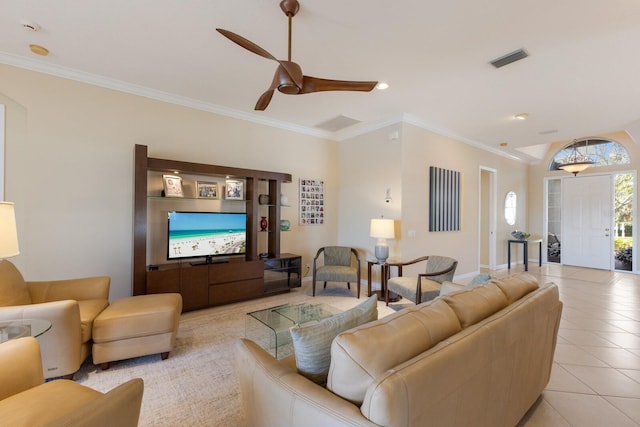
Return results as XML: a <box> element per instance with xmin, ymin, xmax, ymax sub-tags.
<box><xmin>258</xmin><ymin>194</ymin><xmax>270</xmax><ymax>205</ymax></box>
<box><xmin>280</xmin><ymin>219</ymin><xmax>290</xmax><ymax>231</ymax></box>
<box><xmin>260</xmin><ymin>216</ymin><xmax>268</xmax><ymax>231</ymax></box>
<box><xmin>280</xmin><ymin>193</ymin><xmax>289</xmax><ymax>206</ymax></box>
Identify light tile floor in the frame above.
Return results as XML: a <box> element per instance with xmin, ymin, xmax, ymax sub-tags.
<box><xmin>496</xmin><ymin>263</ymin><xmax>640</xmax><ymax>426</ymax></box>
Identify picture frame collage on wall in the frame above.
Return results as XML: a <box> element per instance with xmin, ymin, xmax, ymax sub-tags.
<box><xmin>299</xmin><ymin>178</ymin><xmax>324</xmax><ymax>225</ymax></box>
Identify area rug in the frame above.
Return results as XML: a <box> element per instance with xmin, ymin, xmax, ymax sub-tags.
<box><xmin>75</xmin><ymin>282</ymin><xmax>402</xmax><ymax>426</ymax></box>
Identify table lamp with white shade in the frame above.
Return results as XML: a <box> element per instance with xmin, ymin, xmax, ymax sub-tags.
<box><xmin>370</xmin><ymin>218</ymin><xmax>394</xmax><ymax>263</ymax></box>
<box><xmin>0</xmin><ymin>202</ymin><xmax>20</xmax><ymax>260</ymax></box>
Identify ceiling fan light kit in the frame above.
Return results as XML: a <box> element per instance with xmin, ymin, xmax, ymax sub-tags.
<box><xmin>217</xmin><ymin>0</ymin><xmax>377</xmax><ymax>110</ymax></box>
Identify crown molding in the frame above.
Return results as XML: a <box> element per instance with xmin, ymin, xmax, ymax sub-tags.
<box><xmin>0</xmin><ymin>52</ymin><xmax>527</xmax><ymax>162</ymax></box>
<box><xmin>0</xmin><ymin>52</ymin><xmax>333</xmax><ymax>140</ymax></box>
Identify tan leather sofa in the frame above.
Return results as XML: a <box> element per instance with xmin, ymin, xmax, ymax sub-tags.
<box><xmin>237</xmin><ymin>272</ymin><xmax>563</xmax><ymax>426</ymax></box>
<box><xmin>0</xmin><ymin>260</ymin><xmax>110</xmax><ymax>379</ymax></box>
<box><xmin>0</xmin><ymin>337</ymin><xmax>143</xmax><ymax>427</ymax></box>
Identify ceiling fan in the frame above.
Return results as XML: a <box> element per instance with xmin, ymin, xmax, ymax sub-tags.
<box><xmin>216</xmin><ymin>0</ymin><xmax>378</xmax><ymax>111</ymax></box>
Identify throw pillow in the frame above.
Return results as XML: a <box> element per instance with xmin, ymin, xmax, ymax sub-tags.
<box><xmin>468</xmin><ymin>273</ymin><xmax>491</xmax><ymax>286</ymax></box>
<box><xmin>289</xmin><ymin>294</ymin><xmax>378</xmax><ymax>385</ymax></box>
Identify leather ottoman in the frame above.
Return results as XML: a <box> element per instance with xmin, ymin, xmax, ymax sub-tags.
<box><xmin>92</xmin><ymin>293</ymin><xmax>182</xmax><ymax>369</ymax></box>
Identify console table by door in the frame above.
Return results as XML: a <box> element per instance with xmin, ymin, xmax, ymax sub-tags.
<box><xmin>507</xmin><ymin>239</ymin><xmax>543</xmax><ymax>271</ymax></box>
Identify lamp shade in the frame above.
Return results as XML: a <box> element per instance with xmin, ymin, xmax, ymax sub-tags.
<box><xmin>0</xmin><ymin>202</ymin><xmax>20</xmax><ymax>259</ymax></box>
<box><xmin>369</xmin><ymin>218</ymin><xmax>394</xmax><ymax>239</ymax></box>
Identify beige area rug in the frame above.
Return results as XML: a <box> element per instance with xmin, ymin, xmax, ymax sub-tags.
<box><xmin>75</xmin><ymin>282</ymin><xmax>404</xmax><ymax>427</ymax></box>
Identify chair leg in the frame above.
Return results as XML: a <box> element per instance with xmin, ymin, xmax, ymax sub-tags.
<box><xmin>347</xmin><ymin>282</ymin><xmax>351</xmax><ymax>290</ymax></box>
<box><xmin>324</xmin><ymin>281</ymin><xmax>327</xmax><ymax>288</ymax></box>
<box><xmin>385</xmin><ymin>286</ymin><xmax>389</xmax><ymax>306</ymax></box>
<box><xmin>357</xmin><ymin>282</ymin><xmax>361</xmax><ymax>299</ymax></box>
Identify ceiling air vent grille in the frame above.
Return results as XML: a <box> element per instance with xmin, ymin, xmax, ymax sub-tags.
<box><xmin>315</xmin><ymin>115</ymin><xmax>361</xmax><ymax>132</ymax></box>
<box><xmin>490</xmin><ymin>49</ymin><xmax>528</xmax><ymax>68</ymax></box>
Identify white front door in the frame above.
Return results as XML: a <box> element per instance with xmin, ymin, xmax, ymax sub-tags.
<box><xmin>562</xmin><ymin>175</ymin><xmax>612</xmax><ymax>269</ymax></box>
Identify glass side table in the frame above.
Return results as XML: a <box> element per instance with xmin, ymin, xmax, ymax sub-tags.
<box><xmin>0</xmin><ymin>318</ymin><xmax>52</xmax><ymax>343</ymax></box>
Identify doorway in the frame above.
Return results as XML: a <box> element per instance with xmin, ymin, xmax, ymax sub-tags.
<box><xmin>479</xmin><ymin>167</ymin><xmax>496</xmax><ymax>270</ymax></box>
<box><xmin>561</xmin><ymin>175</ymin><xmax>612</xmax><ymax>270</ymax></box>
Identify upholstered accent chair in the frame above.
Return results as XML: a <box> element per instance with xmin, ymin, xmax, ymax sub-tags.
<box><xmin>0</xmin><ymin>337</ymin><xmax>143</xmax><ymax>427</ymax></box>
<box><xmin>0</xmin><ymin>260</ymin><xmax>110</xmax><ymax>379</ymax></box>
<box><xmin>386</xmin><ymin>255</ymin><xmax>458</xmax><ymax>305</ymax></box>
<box><xmin>312</xmin><ymin>246</ymin><xmax>361</xmax><ymax>297</ymax></box>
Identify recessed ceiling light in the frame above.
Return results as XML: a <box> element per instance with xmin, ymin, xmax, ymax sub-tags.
<box><xmin>514</xmin><ymin>113</ymin><xmax>528</xmax><ymax>120</ymax></box>
<box><xmin>29</xmin><ymin>44</ymin><xmax>49</xmax><ymax>56</ymax></box>
<box><xmin>376</xmin><ymin>82</ymin><xmax>389</xmax><ymax>90</ymax></box>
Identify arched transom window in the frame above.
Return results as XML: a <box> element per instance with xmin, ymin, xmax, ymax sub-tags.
<box><xmin>549</xmin><ymin>138</ymin><xmax>631</xmax><ymax>172</ymax></box>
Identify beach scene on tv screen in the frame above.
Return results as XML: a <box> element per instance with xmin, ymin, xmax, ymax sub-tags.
<box><xmin>168</xmin><ymin>212</ymin><xmax>246</xmax><ymax>259</ymax></box>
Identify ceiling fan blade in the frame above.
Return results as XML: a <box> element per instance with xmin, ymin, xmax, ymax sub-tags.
<box><xmin>300</xmin><ymin>76</ymin><xmax>378</xmax><ymax>94</ymax></box>
<box><xmin>255</xmin><ymin>89</ymin><xmax>275</xmax><ymax>111</ymax></box>
<box><xmin>216</xmin><ymin>28</ymin><xmax>278</xmax><ymax>62</ymax></box>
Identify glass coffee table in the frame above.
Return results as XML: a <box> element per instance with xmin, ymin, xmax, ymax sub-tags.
<box><xmin>246</xmin><ymin>302</ymin><xmax>339</xmax><ymax>359</ymax></box>
<box><xmin>0</xmin><ymin>318</ymin><xmax>52</xmax><ymax>343</ymax></box>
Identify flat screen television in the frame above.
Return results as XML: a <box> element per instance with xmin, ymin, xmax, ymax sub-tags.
<box><xmin>167</xmin><ymin>211</ymin><xmax>247</xmax><ymax>262</ymax></box>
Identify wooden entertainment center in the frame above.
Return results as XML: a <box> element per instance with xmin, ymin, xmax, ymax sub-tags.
<box><xmin>133</xmin><ymin>144</ymin><xmax>301</xmax><ymax>311</ymax></box>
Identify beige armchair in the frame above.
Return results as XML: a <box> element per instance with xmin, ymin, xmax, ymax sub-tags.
<box><xmin>386</xmin><ymin>255</ymin><xmax>458</xmax><ymax>305</ymax></box>
<box><xmin>312</xmin><ymin>246</ymin><xmax>361</xmax><ymax>297</ymax></box>
<box><xmin>0</xmin><ymin>260</ymin><xmax>110</xmax><ymax>379</ymax></box>
<box><xmin>0</xmin><ymin>337</ymin><xmax>143</xmax><ymax>427</ymax></box>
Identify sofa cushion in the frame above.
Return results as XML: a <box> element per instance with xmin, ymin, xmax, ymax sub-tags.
<box><xmin>327</xmin><ymin>298</ymin><xmax>462</xmax><ymax>405</ymax></box>
<box><xmin>490</xmin><ymin>272</ymin><xmax>539</xmax><ymax>304</ymax></box>
<box><xmin>0</xmin><ymin>260</ymin><xmax>31</xmax><ymax>307</ymax></box>
<box><xmin>442</xmin><ymin>282</ymin><xmax>508</xmax><ymax>328</ymax></box>
<box><xmin>439</xmin><ymin>273</ymin><xmax>492</xmax><ymax>296</ymax></box>
<box><xmin>289</xmin><ymin>294</ymin><xmax>377</xmax><ymax>385</ymax></box>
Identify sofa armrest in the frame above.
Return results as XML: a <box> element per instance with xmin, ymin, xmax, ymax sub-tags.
<box><xmin>0</xmin><ymin>300</ymin><xmax>82</xmax><ymax>378</ymax></box>
<box><xmin>236</xmin><ymin>339</ymin><xmax>377</xmax><ymax>427</ymax></box>
<box><xmin>0</xmin><ymin>337</ymin><xmax>44</xmax><ymax>400</ymax></box>
<box><xmin>54</xmin><ymin>378</ymin><xmax>144</xmax><ymax>427</ymax></box>
<box><xmin>27</xmin><ymin>276</ymin><xmax>110</xmax><ymax>303</ymax></box>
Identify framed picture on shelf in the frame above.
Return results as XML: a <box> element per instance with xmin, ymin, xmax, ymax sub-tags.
<box><xmin>162</xmin><ymin>174</ymin><xmax>184</xmax><ymax>198</ymax></box>
<box><xmin>299</xmin><ymin>178</ymin><xmax>324</xmax><ymax>225</ymax></box>
<box><xmin>196</xmin><ymin>181</ymin><xmax>219</xmax><ymax>199</ymax></box>
<box><xmin>225</xmin><ymin>179</ymin><xmax>244</xmax><ymax>200</ymax></box>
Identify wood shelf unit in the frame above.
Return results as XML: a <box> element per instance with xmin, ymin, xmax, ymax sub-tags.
<box><xmin>133</xmin><ymin>144</ymin><xmax>294</xmax><ymax>310</ymax></box>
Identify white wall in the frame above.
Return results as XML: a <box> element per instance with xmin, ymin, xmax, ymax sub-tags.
<box><xmin>337</xmin><ymin>121</ymin><xmax>529</xmax><ymax>285</ymax></box>
<box><xmin>2</xmin><ymin>63</ymin><xmax>532</xmax><ymax>301</ymax></box>
<box><xmin>1</xmin><ymin>64</ymin><xmax>338</xmax><ymax>300</ymax></box>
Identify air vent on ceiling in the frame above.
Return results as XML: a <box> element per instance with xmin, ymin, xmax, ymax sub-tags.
<box><xmin>490</xmin><ymin>49</ymin><xmax>528</xmax><ymax>68</ymax></box>
<box><xmin>315</xmin><ymin>115</ymin><xmax>362</xmax><ymax>132</ymax></box>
